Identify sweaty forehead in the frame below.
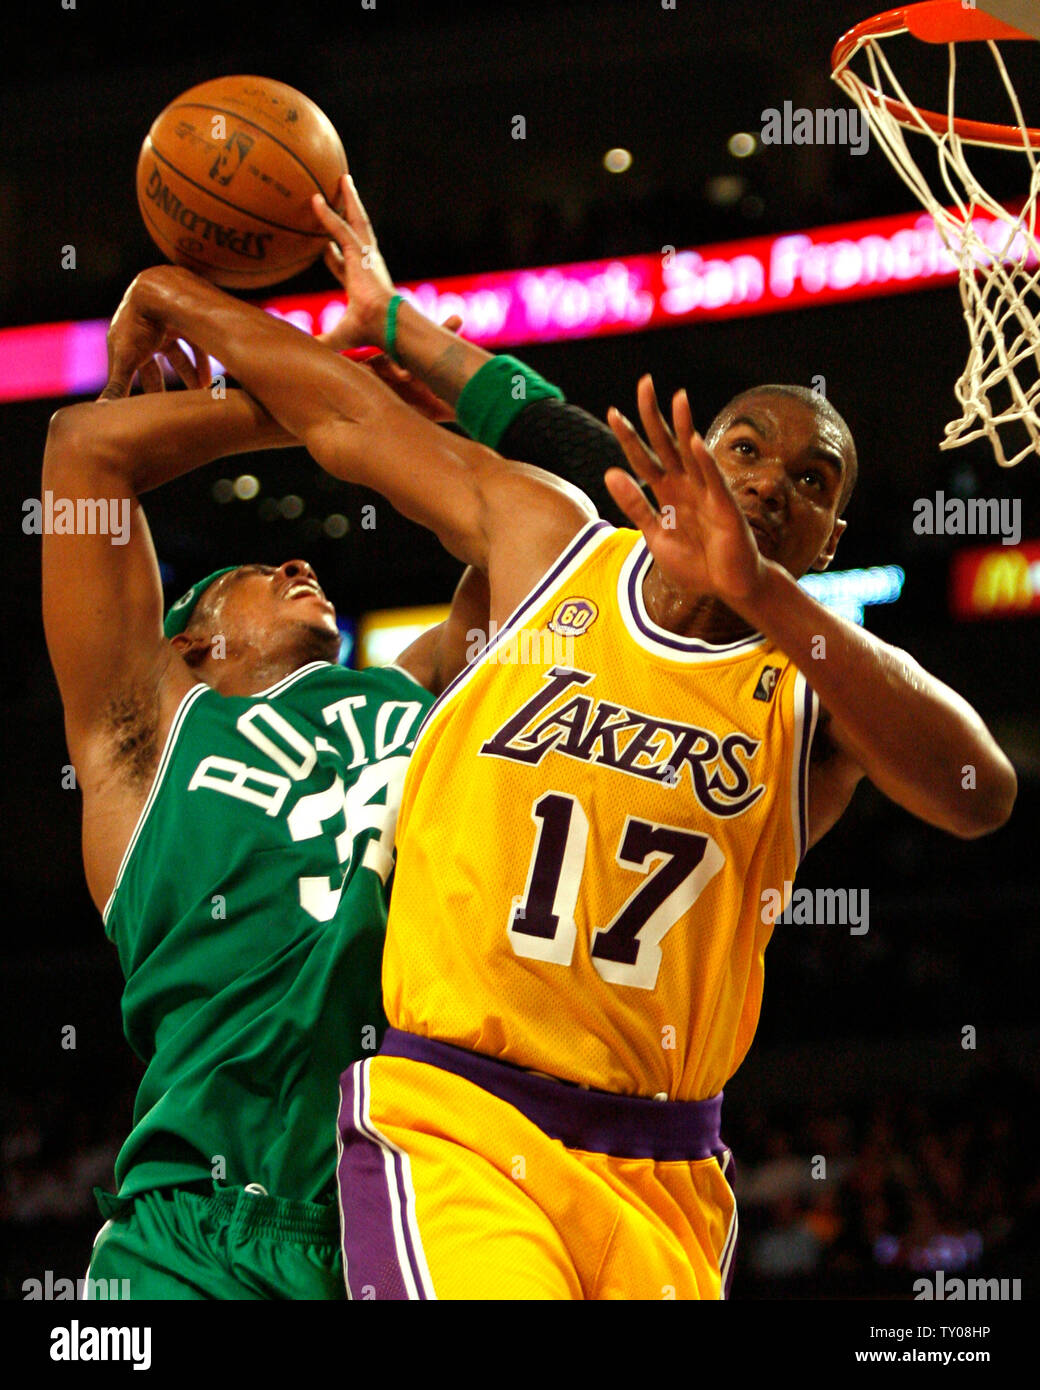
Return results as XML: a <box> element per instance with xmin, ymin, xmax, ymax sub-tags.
<box><xmin>719</xmin><ymin>396</ymin><xmax>850</xmax><ymax>458</ymax></box>
<box><xmin>216</xmin><ymin>564</ymin><xmax>273</xmax><ymax>597</ymax></box>
<box><xmin>194</xmin><ymin>565</ymin><xmax>259</xmax><ymax>621</ymax></box>
<box><xmin>227</xmin><ymin>564</ymin><xmax>270</xmax><ymax>584</ymax></box>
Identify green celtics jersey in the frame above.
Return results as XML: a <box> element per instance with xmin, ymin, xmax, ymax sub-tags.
<box><xmin>103</xmin><ymin>660</ymin><xmax>434</xmax><ymax>1204</ymax></box>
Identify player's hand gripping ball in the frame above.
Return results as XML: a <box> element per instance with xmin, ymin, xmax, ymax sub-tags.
<box><xmin>136</xmin><ymin>75</ymin><xmax>347</xmax><ymax>289</ymax></box>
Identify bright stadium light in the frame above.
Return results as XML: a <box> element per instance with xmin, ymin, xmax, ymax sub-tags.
<box><xmin>603</xmin><ymin>147</ymin><xmax>633</xmax><ymax>174</ymax></box>
<box><xmin>233</xmin><ymin>475</ymin><xmax>260</xmax><ymax>500</ymax></box>
<box><xmin>799</xmin><ymin>565</ymin><xmax>906</xmax><ymax>625</ymax></box>
<box><xmin>728</xmin><ymin>132</ymin><xmax>757</xmax><ymax>158</ymax></box>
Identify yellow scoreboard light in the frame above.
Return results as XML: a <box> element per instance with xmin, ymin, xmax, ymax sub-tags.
<box><xmin>356</xmin><ymin>604</ymin><xmax>451</xmax><ymax>669</ymax></box>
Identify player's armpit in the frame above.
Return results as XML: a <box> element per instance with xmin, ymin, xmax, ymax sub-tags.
<box><xmin>479</xmin><ymin>461</ymin><xmax>597</xmax><ymax>623</ymax></box>
<box><xmin>805</xmin><ymin>711</ymin><xmax>866</xmax><ymax>850</ymax></box>
<box><xmin>394</xmin><ymin>566</ymin><xmax>491</xmax><ymax>695</ymax></box>
<box><xmin>391</xmin><ymin>475</ymin><xmax>594</xmax><ymax>694</ymax></box>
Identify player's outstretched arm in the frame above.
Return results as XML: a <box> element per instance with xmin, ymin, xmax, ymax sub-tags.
<box><xmin>42</xmin><ymin>389</ymin><xmax>296</xmax><ymax>759</ymax></box>
<box><xmin>607</xmin><ymin>379</ymin><xmax>1017</xmax><ymax>841</ymax></box>
<box><xmin>102</xmin><ymin>266</ymin><xmax>595</xmax><ymax>621</ymax></box>
<box><xmin>312</xmin><ymin>179</ymin><xmax>634</xmax><ymax>526</ymax></box>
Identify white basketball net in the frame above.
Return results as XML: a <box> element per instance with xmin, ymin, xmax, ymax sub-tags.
<box><xmin>834</xmin><ymin>27</ymin><xmax>1040</xmax><ymax>465</ymax></box>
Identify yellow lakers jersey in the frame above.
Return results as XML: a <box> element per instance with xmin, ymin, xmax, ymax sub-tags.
<box><xmin>383</xmin><ymin>522</ymin><xmax>819</xmax><ymax>1101</ymax></box>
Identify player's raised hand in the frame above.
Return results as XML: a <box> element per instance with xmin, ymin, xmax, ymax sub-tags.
<box><xmin>606</xmin><ymin>375</ymin><xmax>767</xmax><ymax>610</ymax></box>
<box><xmin>99</xmin><ymin>268</ymin><xmax>211</xmax><ymax>400</ymax></box>
<box><xmin>312</xmin><ymin>173</ymin><xmax>398</xmax><ymax>351</ymax></box>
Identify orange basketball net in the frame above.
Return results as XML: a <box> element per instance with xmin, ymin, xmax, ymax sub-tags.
<box><xmin>832</xmin><ymin>1</ymin><xmax>1040</xmax><ymax>465</ymax></box>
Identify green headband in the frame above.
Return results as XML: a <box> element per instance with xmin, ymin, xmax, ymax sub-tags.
<box><xmin>163</xmin><ymin>567</ymin><xmax>238</xmax><ymax>639</ymax></box>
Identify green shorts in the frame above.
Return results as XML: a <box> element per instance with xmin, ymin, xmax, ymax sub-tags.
<box><xmin>87</xmin><ymin>1183</ymin><xmax>344</xmax><ymax>1301</ymax></box>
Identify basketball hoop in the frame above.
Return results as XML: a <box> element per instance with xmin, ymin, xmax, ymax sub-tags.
<box><xmin>832</xmin><ymin>1</ymin><xmax>1040</xmax><ymax>465</ymax></box>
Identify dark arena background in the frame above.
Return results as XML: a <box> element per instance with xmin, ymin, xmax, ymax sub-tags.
<box><xmin>2</xmin><ymin>0</ymin><xmax>1037</xmax><ymax>1359</ymax></box>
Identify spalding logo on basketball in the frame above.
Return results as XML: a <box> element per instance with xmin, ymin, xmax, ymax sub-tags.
<box><xmin>138</xmin><ymin>162</ymin><xmax>276</xmax><ymax>266</ymax></box>
<box><xmin>135</xmin><ymin>76</ymin><xmax>347</xmax><ymax>289</ymax></box>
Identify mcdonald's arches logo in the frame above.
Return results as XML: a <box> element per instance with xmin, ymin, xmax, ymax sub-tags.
<box><xmin>950</xmin><ymin>541</ymin><xmax>1040</xmax><ymax>619</ymax></box>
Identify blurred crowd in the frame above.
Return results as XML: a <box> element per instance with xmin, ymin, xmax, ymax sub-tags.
<box><xmin>727</xmin><ymin>1072</ymin><xmax>1040</xmax><ymax>1298</ymax></box>
<box><xmin>1</xmin><ymin>1082</ymin><xmax>132</xmax><ymax>1299</ymax></box>
<box><xmin>4</xmin><ymin>1067</ymin><xmax>1037</xmax><ymax>1299</ymax></box>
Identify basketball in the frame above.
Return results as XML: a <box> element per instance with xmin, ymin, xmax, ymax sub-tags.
<box><xmin>135</xmin><ymin>76</ymin><xmax>347</xmax><ymax>289</ymax></box>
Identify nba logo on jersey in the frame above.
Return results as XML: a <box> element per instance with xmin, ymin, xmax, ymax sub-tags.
<box><xmin>548</xmin><ymin>597</ymin><xmax>598</xmax><ymax>637</ymax></box>
<box><xmin>753</xmin><ymin>666</ymin><xmax>781</xmax><ymax>702</ymax></box>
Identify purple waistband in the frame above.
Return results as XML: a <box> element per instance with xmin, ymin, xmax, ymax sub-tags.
<box><xmin>379</xmin><ymin>1029</ymin><xmax>725</xmax><ymax>1162</ymax></box>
